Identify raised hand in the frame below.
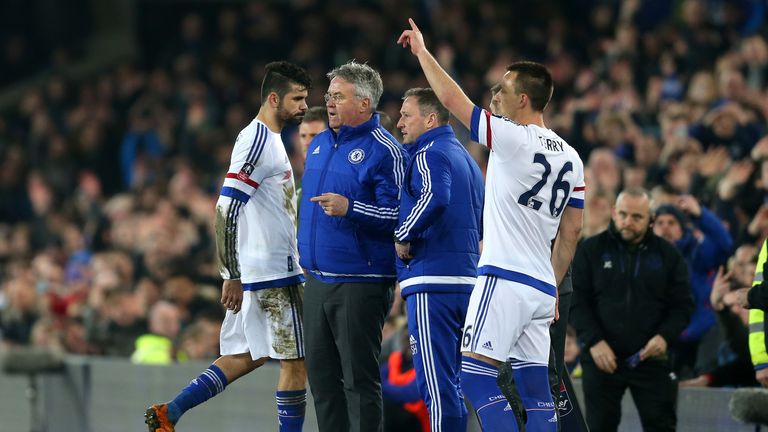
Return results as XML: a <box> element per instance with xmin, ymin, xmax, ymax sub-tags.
<box><xmin>726</xmin><ymin>159</ymin><xmax>755</xmax><ymax>185</ymax></box>
<box><xmin>696</xmin><ymin>146</ymin><xmax>729</xmax><ymax>177</ymax></box>
<box><xmin>677</xmin><ymin>195</ymin><xmax>702</xmax><ymax>218</ymax></box>
<box><xmin>748</xmin><ymin>204</ymin><xmax>768</xmax><ymax>236</ymax></box>
<box><xmin>710</xmin><ymin>265</ymin><xmax>733</xmax><ymax>311</ymax></box>
<box><xmin>397</xmin><ymin>18</ymin><xmax>426</xmax><ymax>56</ymax></box>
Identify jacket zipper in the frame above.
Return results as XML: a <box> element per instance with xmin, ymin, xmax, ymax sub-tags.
<box><xmin>617</xmin><ymin>242</ymin><xmax>631</xmax><ymax>322</ymax></box>
<box><xmin>310</xmin><ymin>140</ymin><xmax>338</xmax><ymax>271</ymax></box>
<box><xmin>626</xmin><ymin>249</ymin><xmax>634</xmax><ymax>310</ymax></box>
<box><xmin>625</xmin><ymin>246</ymin><xmax>643</xmax><ymax>315</ymax></box>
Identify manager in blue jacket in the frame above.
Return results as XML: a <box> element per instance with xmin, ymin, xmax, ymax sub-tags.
<box><xmin>298</xmin><ymin>61</ymin><xmax>406</xmax><ymax>432</ymax></box>
<box><xmin>394</xmin><ymin>87</ymin><xmax>484</xmax><ymax>431</ymax></box>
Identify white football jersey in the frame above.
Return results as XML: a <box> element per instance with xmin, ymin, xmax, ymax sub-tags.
<box><xmin>470</xmin><ymin>106</ymin><xmax>585</xmax><ymax>293</ymax></box>
<box><xmin>216</xmin><ymin>118</ymin><xmax>303</xmax><ymax>289</ymax></box>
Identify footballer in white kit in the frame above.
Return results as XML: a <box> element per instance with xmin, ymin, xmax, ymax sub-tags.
<box><xmin>145</xmin><ymin>61</ymin><xmax>311</xmax><ymax>432</ymax></box>
<box><xmin>462</xmin><ymin>106</ymin><xmax>585</xmax><ymax>364</ymax></box>
<box><xmin>399</xmin><ymin>19</ymin><xmax>584</xmax><ymax>430</ymax></box>
<box><xmin>217</xmin><ymin>118</ymin><xmax>306</xmax><ymax>360</ymax></box>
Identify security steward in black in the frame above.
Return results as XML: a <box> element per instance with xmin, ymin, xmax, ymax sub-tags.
<box><xmin>572</xmin><ymin>188</ymin><xmax>693</xmax><ymax>432</ymax></box>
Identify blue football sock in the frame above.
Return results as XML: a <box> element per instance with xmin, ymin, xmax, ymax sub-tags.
<box><xmin>461</xmin><ymin>357</ymin><xmax>519</xmax><ymax>432</ymax></box>
<box><xmin>512</xmin><ymin>362</ymin><xmax>557</xmax><ymax>432</ymax></box>
<box><xmin>276</xmin><ymin>389</ymin><xmax>306</xmax><ymax>432</ymax></box>
<box><xmin>167</xmin><ymin>364</ymin><xmax>228</xmax><ymax>424</ymax></box>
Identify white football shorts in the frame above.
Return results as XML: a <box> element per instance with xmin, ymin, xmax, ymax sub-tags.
<box><xmin>461</xmin><ymin>275</ymin><xmax>555</xmax><ymax>364</ymax></box>
<box><xmin>220</xmin><ymin>284</ymin><xmax>304</xmax><ymax>360</ymax></box>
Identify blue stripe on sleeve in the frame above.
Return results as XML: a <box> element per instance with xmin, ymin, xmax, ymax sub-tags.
<box><xmin>470</xmin><ymin>106</ymin><xmax>481</xmax><ymax>142</ymax></box>
<box><xmin>567</xmin><ymin>197</ymin><xmax>584</xmax><ymax>209</ymax></box>
<box><xmin>221</xmin><ymin>186</ymin><xmax>250</xmax><ymax>203</ymax></box>
<box><xmin>246</xmin><ymin>123</ymin><xmax>267</xmax><ymax>164</ymax></box>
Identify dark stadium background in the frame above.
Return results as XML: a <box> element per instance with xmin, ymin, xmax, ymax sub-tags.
<box><xmin>0</xmin><ymin>0</ymin><xmax>766</xmax><ymax>431</ymax></box>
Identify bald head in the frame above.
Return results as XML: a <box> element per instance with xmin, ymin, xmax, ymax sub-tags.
<box><xmin>613</xmin><ymin>188</ymin><xmax>651</xmax><ymax>245</ymax></box>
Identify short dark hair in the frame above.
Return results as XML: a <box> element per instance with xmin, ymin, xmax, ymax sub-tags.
<box><xmin>403</xmin><ymin>88</ymin><xmax>450</xmax><ymax>125</ymax></box>
<box><xmin>261</xmin><ymin>61</ymin><xmax>312</xmax><ymax>103</ymax></box>
<box><xmin>506</xmin><ymin>61</ymin><xmax>553</xmax><ymax>112</ymax></box>
<box><xmin>302</xmin><ymin>106</ymin><xmax>327</xmax><ymax>124</ymax></box>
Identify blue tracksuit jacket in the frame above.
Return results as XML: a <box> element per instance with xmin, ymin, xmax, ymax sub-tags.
<box><xmin>394</xmin><ymin>125</ymin><xmax>484</xmax><ymax>297</ymax></box>
<box><xmin>298</xmin><ymin>113</ymin><xmax>407</xmax><ymax>283</ymax></box>
<box><xmin>676</xmin><ymin>207</ymin><xmax>733</xmax><ymax>342</ymax></box>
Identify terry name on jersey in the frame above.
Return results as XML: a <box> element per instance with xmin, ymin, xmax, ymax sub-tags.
<box><xmin>537</xmin><ymin>136</ymin><xmax>565</xmax><ymax>152</ymax></box>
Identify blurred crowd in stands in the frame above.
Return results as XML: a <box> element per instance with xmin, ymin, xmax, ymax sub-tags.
<box><xmin>0</xmin><ymin>0</ymin><xmax>767</xmax><ymax>386</ymax></box>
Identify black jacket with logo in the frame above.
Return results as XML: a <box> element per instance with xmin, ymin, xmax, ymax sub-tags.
<box><xmin>571</xmin><ymin>223</ymin><xmax>694</xmax><ymax>359</ymax></box>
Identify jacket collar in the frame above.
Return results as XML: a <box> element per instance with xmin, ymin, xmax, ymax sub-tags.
<box><xmin>332</xmin><ymin>113</ymin><xmax>380</xmax><ymax>143</ymax></box>
<box><xmin>407</xmin><ymin>125</ymin><xmax>454</xmax><ymax>155</ymax></box>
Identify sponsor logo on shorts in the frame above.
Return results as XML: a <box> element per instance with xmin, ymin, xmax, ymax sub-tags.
<box><xmin>482</xmin><ymin>340</ymin><xmax>494</xmax><ymax>351</ymax></box>
<box><xmin>557</xmin><ymin>388</ymin><xmax>573</xmax><ymax>416</ymax></box>
<box><xmin>409</xmin><ymin>335</ymin><xmax>418</xmax><ymax>355</ymax></box>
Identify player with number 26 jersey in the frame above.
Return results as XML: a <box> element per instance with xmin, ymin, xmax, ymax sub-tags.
<box><xmin>471</xmin><ymin>106</ymin><xmax>585</xmax><ymax>293</ymax></box>
<box><xmin>398</xmin><ymin>20</ymin><xmax>583</xmax><ymax>430</ymax></box>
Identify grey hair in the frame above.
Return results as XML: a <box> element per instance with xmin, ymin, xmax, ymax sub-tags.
<box><xmin>327</xmin><ymin>61</ymin><xmax>383</xmax><ymax>112</ymax></box>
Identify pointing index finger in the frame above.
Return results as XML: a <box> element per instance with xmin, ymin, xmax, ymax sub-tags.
<box><xmin>408</xmin><ymin>18</ymin><xmax>420</xmax><ymax>32</ymax></box>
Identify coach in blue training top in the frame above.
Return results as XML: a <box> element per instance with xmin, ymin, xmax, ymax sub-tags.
<box><xmin>394</xmin><ymin>87</ymin><xmax>484</xmax><ymax>432</ymax></box>
<box><xmin>298</xmin><ymin>61</ymin><xmax>406</xmax><ymax>432</ymax></box>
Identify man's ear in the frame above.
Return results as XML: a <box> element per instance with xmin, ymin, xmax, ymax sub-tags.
<box><xmin>360</xmin><ymin>97</ymin><xmax>371</xmax><ymax>113</ymax></box>
<box><xmin>268</xmin><ymin>92</ymin><xmax>280</xmax><ymax>107</ymax></box>
<box><xmin>427</xmin><ymin>112</ymin><xmax>438</xmax><ymax>128</ymax></box>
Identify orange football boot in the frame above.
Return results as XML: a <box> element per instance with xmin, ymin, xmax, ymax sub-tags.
<box><xmin>144</xmin><ymin>404</ymin><xmax>175</xmax><ymax>432</ymax></box>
